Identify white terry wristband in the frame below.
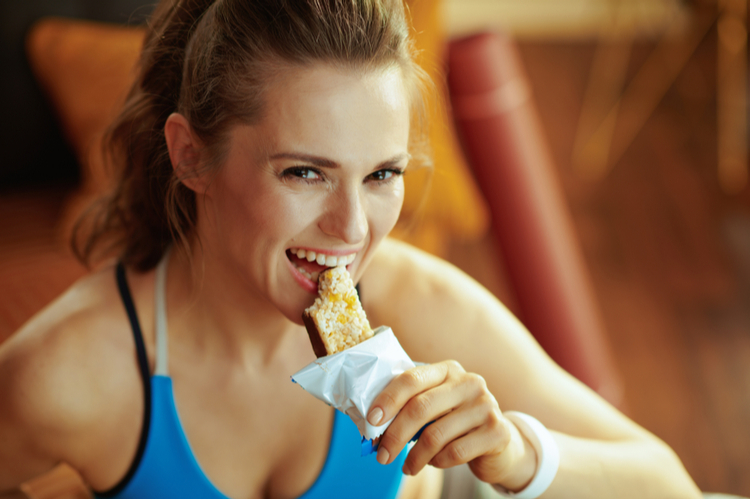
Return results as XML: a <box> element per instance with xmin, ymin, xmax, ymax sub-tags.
<box><xmin>492</xmin><ymin>411</ymin><xmax>560</xmax><ymax>499</ymax></box>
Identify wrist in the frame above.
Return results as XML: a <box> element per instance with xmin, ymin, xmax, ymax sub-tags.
<box><xmin>492</xmin><ymin>417</ymin><xmax>537</xmax><ymax>491</ymax></box>
<box><xmin>492</xmin><ymin>412</ymin><xmax>560</xmax><ymax>499</ymax></box>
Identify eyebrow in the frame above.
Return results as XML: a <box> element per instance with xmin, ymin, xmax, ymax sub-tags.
<box><xmin>268</xmin><ymin>152</ymin><xmax>412</xmax><ymax>169</ymax></box>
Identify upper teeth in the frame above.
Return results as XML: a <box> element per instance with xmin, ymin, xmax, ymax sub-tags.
<box><xmin>290</xmin><ymin>248</ymin><xmax>356</xmax><ymax>268</ymax></box>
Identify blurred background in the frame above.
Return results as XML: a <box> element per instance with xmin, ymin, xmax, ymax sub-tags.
<box><xmin>442</xmin><ymin>0</ymin><xmax>750</xmax><ymax>497</ymax></box>
<box><xmin>1</xmin><ymin>0</ymin><xmax>749</xmax><ymax>497</ymax></box>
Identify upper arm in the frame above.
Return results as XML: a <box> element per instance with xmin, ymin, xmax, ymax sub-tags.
<box><xmin>364</xmin><ymin>239</ymin><xmax>654</xmax><ymax>444</ymax></box>
<box><xmin>0</xmin><ymin>271</ymin><xmax>139</xmax><ymax>491</ymax></box>
<box><xmin>0</xmin><ymin>322</ymin><xmax>80</xmax><ymax>488</ymax></box>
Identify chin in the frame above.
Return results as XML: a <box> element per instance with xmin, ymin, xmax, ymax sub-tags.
<box><xmin>271</xmin><ymin>279</ymin><xmax>317</xmax><ymax>326</ymax></box>
<box><xmin>276</xmin><ymin>301</ymin><xmax>310</xmax><ymax>327</ymax></box>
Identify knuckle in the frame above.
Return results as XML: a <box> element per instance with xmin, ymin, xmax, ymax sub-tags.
<box><xmin>404</xmin><ymin>455</ymin><xmax>418</xmax><ymax>474</ymax></box>
<box><xmin>420</xmin><ymin>425</ymin><xmax>444</xmax><ymax>451</ymax></box>
<box><xmin>403</xmin><ymin>368</ymin><xmax>426</xmax><ymax>390</ymax></box>
<box><xmin>430</xmin><ymin>452</ymin><xmax>448</xmax><ymax>469</ymax></box>
<box><xmin>405</xmin><ymin>394</ymin><xmax>432</xmax><ymax>421</ymax></box>
<box><xmin>379</xmin><ymin>390</ymin><xmax>399</xmax><ymax>412</ymax></box>
<box><xmin>485</xmin><ymin>407</ymin><xmax>503</xmax><ymax>428</ymax></box>
<box><xmin>448</xmin><ymin>442</ymin><xmax>468</xmax><ymax>464</ymax></box>
<box><xmin>478</xmin><ymin>393</ymin><xmax>498</xmax><ymax>412</ymax></box>
<box><xmin>379</xmin><ymin>430</ymin><xmax>403</xmax><ymax>453</ymax></box>
<box><xmin>467</xmin><ymin>373</ymin><xmax>488</xmax><ymax>392</ymax></box>
<box><xmin>444</xmin><ymin>360</ymin><xmax>464</xmax><ymax>375</ymax></box>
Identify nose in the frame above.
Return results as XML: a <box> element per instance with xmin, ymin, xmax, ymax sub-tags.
<box><xmin>318</xmin><ymin>184</ymin><xmax>368</xmax><ymax>244</ymax></box>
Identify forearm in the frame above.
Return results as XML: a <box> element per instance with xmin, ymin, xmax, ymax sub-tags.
<box><xmin>540</xmin><ymin>432</ymin><xmax>701</xmax><ymax>499</ymax></box>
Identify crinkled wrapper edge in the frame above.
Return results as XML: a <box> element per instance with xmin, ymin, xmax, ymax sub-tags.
<box><xmin>291</xmin><ymin>326</ymin><xmax>415</xmax><ymax>440</ymax></box>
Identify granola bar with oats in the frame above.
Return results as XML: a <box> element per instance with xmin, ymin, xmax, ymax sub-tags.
<box><xmin>302</xmin><ymin>266</ymin><xmax>373</xmax><ymax>357</ymax></box>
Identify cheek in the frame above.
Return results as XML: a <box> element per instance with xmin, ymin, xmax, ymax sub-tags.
<box><xmin>369</xmin><ymin>181</ymin><xmax>405</xmax><ymax>236</ymax></box>
<box><xmin>235</xmin><ymin>185</ymin><xmax>325</xmax><ymax>248</ymax></box>
<box><xmin>209</xmin><ymin>175</ymin><xmax>295</xmax><ymax>247</ymax></box>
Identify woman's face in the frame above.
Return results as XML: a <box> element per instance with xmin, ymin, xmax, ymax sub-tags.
<box><xmin>199</xmin><ymin>63</ymin><xmax>411</xmax><ymax>322</ymax></box>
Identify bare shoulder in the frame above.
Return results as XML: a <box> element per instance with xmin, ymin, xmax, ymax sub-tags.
<box><xmin>1</xmin><ymin>265</ymin><xmax>133</xmax><ymax>413</ymax></box>
<box><xmin>362</xmin><ymin>237</ymin><xmax>476</xmax><ymax>299</ymax></box>
<box><xmin>361</xmin><ymin>238</ymin><xmax>527</xmax><ymax>359</ymax></box>
<box><xmin>362</xmin><ymin>237</ymin><xmax>489</xmax><ymax>317</ymax></box>
<box><xmin>0</xmin><ymin>265</ymin><xmax>142</xmax><ymax>484</ymax></box>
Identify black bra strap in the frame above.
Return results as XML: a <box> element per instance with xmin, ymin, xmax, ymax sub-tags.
<box><xmin>116</xmin><ymin>263</ymin><xmax>151</xmax><ymax>385</ymax></box>
<box><xmin>97</xmin><ymin>263</ymin><xmax>152</xmax><ymax>498</ymax></box>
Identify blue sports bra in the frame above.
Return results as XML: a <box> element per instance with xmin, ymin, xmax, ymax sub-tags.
<box><xmin>96</xmin><ymin>255</ymin><xmax>407</xmax><ymax>498</ymax></box>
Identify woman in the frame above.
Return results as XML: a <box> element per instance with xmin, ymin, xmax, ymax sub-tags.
<box><xmin>0</xmin><ymin>0</ymin><xmax>701</xmax><ymax>498</ymax></box>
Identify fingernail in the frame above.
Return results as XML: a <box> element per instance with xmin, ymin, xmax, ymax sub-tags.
<box><xmin>402</xmin><ymin>463</ymin><xmax>411</xmax><ymax>476</ymax></box>
<box><xmin>376</xmin><ymin>446</ymin><xmax>390</xmax><ymax>465</ymax></box>
<box><xmin>368</xmin><ymin>407</ymin><xmax>384</xmax><ymax>426</ymax></box>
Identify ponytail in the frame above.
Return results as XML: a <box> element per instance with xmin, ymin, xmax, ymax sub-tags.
<box><xmin>73</xmin><ymin>0</ymin><xmax>216</xmax><ymax>270</ymax></box>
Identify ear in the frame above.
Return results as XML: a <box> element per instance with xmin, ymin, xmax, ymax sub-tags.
<box><xmin>164</xmin><ymin>112</ymin><xmax>210</xmax><ymax>193</ymax></box>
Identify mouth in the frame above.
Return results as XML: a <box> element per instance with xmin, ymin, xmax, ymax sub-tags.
<box><xmin>286</xmin><ymin>248</ymin><xmax>357</xmax><ymax>283</ymax></box>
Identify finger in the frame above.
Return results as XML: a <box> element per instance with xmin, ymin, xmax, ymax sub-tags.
<box><xmin>405</xmin><ymin>393</ymin><xmax>503</xmax><ymax>475</ymax></box>
<box><xmin>428</xmin><ymin>415</ymin><xmax>508</xmax><ymax>471</ymax></box>
<box><xmin>367</xmin><ymin>362</ymin><xmax>459</xmax><ymax>428</ymax></box>
<box><xmin>376</xmin><ymin>370</ymin><xmax>488</xmax><ymax>465</ymax></box>
<box><xmin>376</xmin><ymin>380</ymin><xmax>467</xmax><ymax>465</ymax></box>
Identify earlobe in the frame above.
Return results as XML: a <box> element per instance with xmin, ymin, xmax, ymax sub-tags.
<box><xmin>164</xmin><ymin>113</ymin><xmax>209</xmax><ymax>193</ymax></box>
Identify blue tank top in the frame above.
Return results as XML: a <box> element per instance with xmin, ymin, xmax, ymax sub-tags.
<box><xmin>96</xmin><ymin>258</ymin><xmax>407</xmax><ymax>499</ymax></box>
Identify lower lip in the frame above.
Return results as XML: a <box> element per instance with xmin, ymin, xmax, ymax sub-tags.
<box><xmin>286</xmin><ymin>258</ymin><xmax>319</xmax><ymax>294</ymax></box>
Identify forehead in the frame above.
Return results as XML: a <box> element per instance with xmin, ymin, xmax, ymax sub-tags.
<box><xmin>240</xmin><ymin>63</ymin><xmax>411</xmax><ymax>163</ymax></box>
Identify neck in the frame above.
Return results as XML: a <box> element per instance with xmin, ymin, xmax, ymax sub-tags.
<box><xmin>165</xmin><ymin>244</ymin><xmax>310</xmax><ymax>369</ymax></box>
